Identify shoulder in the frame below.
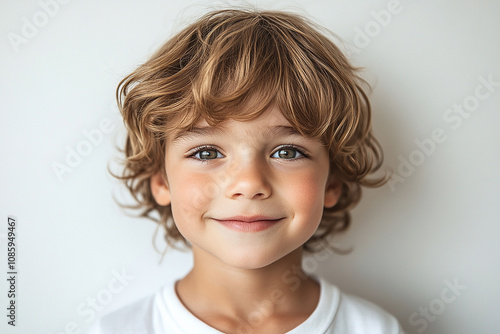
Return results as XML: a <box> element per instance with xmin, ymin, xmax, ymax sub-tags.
<box><xmin>335</xmin><ymin>292</ymin><xmax>402</xmax><ymax>333</ymax></box>
<box><xmin>319</xmin><ymin>279</ymin><xmax>403</xmax><ymax>334</ymax></box>
<box><xmin>86</xmin><ymin>293</ymin><xmax>157</xmax><ymax>334</ymax></box>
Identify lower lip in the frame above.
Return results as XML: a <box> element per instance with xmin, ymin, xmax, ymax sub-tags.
<box><xmin>213</xmin><ymin>219</ymin><xmax>282</xmax><ymax>232</ymax></box>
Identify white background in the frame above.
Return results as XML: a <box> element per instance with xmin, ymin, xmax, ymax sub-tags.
<box><xmin>1</xmin><ymin>0</ymin><xmax>499</xmax><ymax>333</ymax></box>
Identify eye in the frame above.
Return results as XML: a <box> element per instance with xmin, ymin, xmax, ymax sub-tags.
<box><xmin>189</xmin><ymin>146</ymin><xmax>224</xmax><ymax>160</ymax></box>
<box><xmin>271</xmin><ymin>146</ymin><xmax>307</xmax><ymax>160</ymax></box>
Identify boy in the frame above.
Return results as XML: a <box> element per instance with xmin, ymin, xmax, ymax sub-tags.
<box><xmin>91</xmin><ymin>8</ymin><xmax>402</xmax><ymax>334</ymax></box>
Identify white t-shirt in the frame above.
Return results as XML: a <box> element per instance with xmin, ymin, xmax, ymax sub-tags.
<box><xmin>88</xmin><ymin>277</ymin><xmax>402</xmax><ymax>334</ymax></box>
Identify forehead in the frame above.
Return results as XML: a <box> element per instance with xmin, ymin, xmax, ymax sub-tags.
<box><xmin>169</xmin><ymin>105</ymin><xmax>304</xmax><ymax>143</ymax></box>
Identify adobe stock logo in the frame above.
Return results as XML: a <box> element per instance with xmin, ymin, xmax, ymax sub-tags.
<box><xmin>388</xmin><ymin>74</ymin><xmax>499</xmax><ymax>191</ymax></box>
<box><xmin>409</xmin><ymin>278</ymin><xmax>467</xmax><ymax>333</ymax></box>
<box><xmin>349</xmin><ymin>0</ymin><xmax>404</xmax><ymax>55</ymax></box>
<box><xmin>51</xmin><ymin>118</ymin><xmax>115</xmax><ymax>182</ymax></box>
<box><xmin>7</xmin><ymin>0</ymin><xmax>72</xmax><ymax>53</ymax></box>
<box><xmin>48</xmin><ymin>268</ymin><xmax>134</xmax><ymax>334</ymax></box>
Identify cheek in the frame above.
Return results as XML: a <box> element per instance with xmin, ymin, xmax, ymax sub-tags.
<box><xmin>286</xmin><ymin>170</ymin><xmax>327</xmax><ymax>224</ymax></box>
<box><xmin>169</xmin><ymin>172</ymin><xmax>221</xmax><ymax>224</ymax></box>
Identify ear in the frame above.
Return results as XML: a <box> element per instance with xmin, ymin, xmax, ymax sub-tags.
<box><xmin>324</xmin><ymin>175</ymin><xmax>342</xmax><ymax>209</ymax></box>
<box><xmin>150</xmin><ymin>171</ymin><xmax>171</xmax><ymax>206</ymax></box>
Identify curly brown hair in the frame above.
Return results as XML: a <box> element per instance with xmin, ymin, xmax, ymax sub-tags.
<box><xmin>113</xmin><ymin>9</ymin><xmax>387</xmax><ymax>252</ymax></box>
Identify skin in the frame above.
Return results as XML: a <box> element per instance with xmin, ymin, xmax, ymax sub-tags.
<box><xmin>150</xmin><ymin>105</ymin><xmax>341</xmax><ymax>333</ymax></box>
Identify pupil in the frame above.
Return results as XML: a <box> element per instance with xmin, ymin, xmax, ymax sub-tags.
<box><xmin>200</xmin><ymin>150</ymin><xmax>215</xmax><ymax>159</ymax></box>
<box><xmin>280</xmin><ymin>149</ymin><xmax>294</xmax><ymax>158</ymax></box>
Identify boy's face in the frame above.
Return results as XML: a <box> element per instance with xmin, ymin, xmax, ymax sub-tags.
<box><xmin>151</xmin><ymin>105</ymin><xmax>341</xmax><ymax>269</ymax></box>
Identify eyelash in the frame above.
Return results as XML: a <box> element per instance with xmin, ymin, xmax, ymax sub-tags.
<box><xmin>186</xmin><ymin>144</ymin><xmax>310</xmax><ymax>161</ymax></box>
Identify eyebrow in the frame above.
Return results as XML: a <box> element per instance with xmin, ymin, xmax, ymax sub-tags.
<box><xmin>171</xmin><ymin>125</ymin><xmax>304</xmax><ymax>143</ymax></box>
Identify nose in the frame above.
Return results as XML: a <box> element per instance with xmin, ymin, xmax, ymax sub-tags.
<box><xmin>225</xmin><ymin>157</ymin><xmax>272</xmax><ymax>200</ymax></box>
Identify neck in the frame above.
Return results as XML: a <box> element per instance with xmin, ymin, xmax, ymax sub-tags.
<box><xmin>176</xmin><ymin>246</ymin><xmax>319</xmax><ymax>328</ymax></box>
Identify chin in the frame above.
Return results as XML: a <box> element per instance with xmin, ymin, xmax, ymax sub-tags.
<box><xmin>218</xmin><ymin>247</ymin><xmax>292</xmax><ymax>270</ymax></box>
<box><xmin>224</xmin><ymin>258</ymin><xmax>278</xmax><ymax>270</ymax></box>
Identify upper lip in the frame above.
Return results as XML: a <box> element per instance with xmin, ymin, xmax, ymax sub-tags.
<box><xmin>213</xmin><ymin>215</ymin><xmax>283</xmax><ymax>222</ymax></box>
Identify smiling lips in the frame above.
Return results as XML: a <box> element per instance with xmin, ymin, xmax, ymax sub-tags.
<box><xmin>212</xmin><ymin>215</ymin><xmax>284</xmax><ymax>232</ymax></box>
